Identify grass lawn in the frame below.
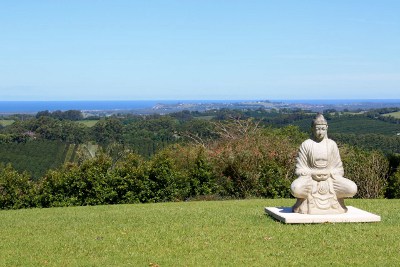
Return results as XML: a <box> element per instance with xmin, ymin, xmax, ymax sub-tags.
<box><xmin>383</xmin><ymin>111</ymin><xmax>400</xmax><ymax>119</ymax></box>
<box><xmin>77</xmin><ymin>120</ymin><xmax>99</xmax><ymax>127</ymax></box>
<box><xmin>1</xmin><ymin>199</ymin><xmax>399</xmax><ymax>266</ymax></box>
<box><xmin>0</xmin><ymin>119</ymin><xmax>15</xmax><ymax>127</ymax></box>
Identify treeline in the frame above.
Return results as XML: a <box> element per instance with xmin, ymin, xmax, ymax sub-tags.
<box><xmin>1</xmin><ymin>123</ymin><xmax>399</xmax><ymax>210</ymax></box>
<box><xmin>1</xmin><ymin>112</ymin><xmax>216</xmax><ymax>157</ymax></box>
<box><xmin>1</xmin><ymin>116</ymin><xmax>88</xmax><ymax>144</ymax></box>
<box><xmin>35</xmin><ymin>109</ymin><xmax>84</xmax><ymax>121</ymax></box>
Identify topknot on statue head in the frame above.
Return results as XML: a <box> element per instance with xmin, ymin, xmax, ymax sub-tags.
<box><xmin>311</xmin><ymin>113</ymin><xmax>328</xmax><ymax>127</ymax></box>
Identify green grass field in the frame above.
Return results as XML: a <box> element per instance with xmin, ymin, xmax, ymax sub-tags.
<box><xmin>1</xmin><ymin>199</ymin><xmax>399</xmax><ymax>266</ymax></box>
<box><xmin>383</xmin><ymin>111</ymin><xmax>400</xmax><ymax>119</ymax></box>
<box><xmin>0</xmin><ymin>119</ymin><xmax>15</xmax><ymax>127</ymax></box>
<box><xmin>78</xmin><ymin>120</ymin><xmax>99</xmax><ymax>127</ymax></box>
<box><xmin>77</xmin><ymin>120</ymin><xmax>99</xmax><ymax>127</ymax></box>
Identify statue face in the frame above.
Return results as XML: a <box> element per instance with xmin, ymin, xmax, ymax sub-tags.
<box><xmin>313</xmin><ymin>124</ymin><xmax>328</xmax><ymax>141</ymax></box>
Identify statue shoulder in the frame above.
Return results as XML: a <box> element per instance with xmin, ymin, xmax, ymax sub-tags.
<box><xmin>302</xmin><ymin>139</ymin><xmax>314</xmax><ymax>145</ymax></box>
<box><xmin>326</xmin><ymin>138</ymin><xmax>340</xmax><ymax>152</ymax></box>
<box><xmin>300</xmin><ymin>139</ymin><xmax>314</xmax><ymax>149</ymax></box>
<box><xmin>326</xmin><ymin>138</ymin><xmax>339</xmax><ymax>147</ymax></box>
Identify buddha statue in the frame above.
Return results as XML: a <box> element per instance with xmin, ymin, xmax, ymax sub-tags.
<box><xmin>291</xmin><ymin>114</ymin><xmax>357</xmax><ymax>214</ymax></box>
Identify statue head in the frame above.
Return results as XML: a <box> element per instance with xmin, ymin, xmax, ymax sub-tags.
<box><xmin>311</xmin><ymin>113</ymin><xmax>328</xmax><ymax>141</ymax></box>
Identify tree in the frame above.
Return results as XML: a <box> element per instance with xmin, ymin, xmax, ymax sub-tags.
<box><xmin>92</xmin><ymin>117</ymin><xmax>124</xmax><ymax>145</ymax></box>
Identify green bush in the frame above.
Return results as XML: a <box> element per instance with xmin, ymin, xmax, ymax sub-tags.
<box><xmin>259</xmin><ymin>161</ymin><xmax>292</xmax><ymax>198</ymax></box>
<box><xmin>0</xmin><ymin>164</ymin><xmax>35</xmax><ymax>209</ymax></box>
<box><xmin>112</xmin><ymin>153</ymin><xmax>150</xmax><ymax>203</ymax></box>
<box><xmin>341</xmin><ymin>145</ymin><xmax>389</xmax><ymax>198</ymax></box>
<box><xmin>385</xmin><ymin>154</ymin><xmax>400</xmax><ymax>198</ymax></box>
<box><xmin>36</xmin><ymin>154</ymin><xmax>116</xmax><ymax>207</ymax></box>
<box><xmin>149</xmin><ymin>144</ymin><xmax>218</xmax><ymax>200</ymax></box>
<box><xmin>210</xmin><ymin>124</ymin><xmax>300</xmax><ymax>198</ymax></box>
<box><xmin>189</xmin><ymin>151</ymin><xmax>217</xmax><ymax>196</ymax></box>
<box><xmin>387</xmin><ymin>169</ymin><xmax>400</xmax><ymax>198</ymax></box>
<box><xmin>146</xmin><ymin>152</ymin><xmax>189</xmax><ymax>202</ymax></box>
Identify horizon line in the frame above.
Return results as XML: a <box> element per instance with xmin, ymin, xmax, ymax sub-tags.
<box><xmin>1</xmin><ymin>98</ymin><xmax>400</xmax><ymax>102</ymax></box>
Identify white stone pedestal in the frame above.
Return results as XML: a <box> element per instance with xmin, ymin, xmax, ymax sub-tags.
<box><xmin>265</xmin><ymin>206</ymin><xmax>381</xmax><ymax>224</ymax></box>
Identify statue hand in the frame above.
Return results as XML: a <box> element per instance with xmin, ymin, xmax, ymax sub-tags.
<box><xmin>312</xmin><ymin>173</ymin><xmax>329</xmax><ymax>181</ymax></box>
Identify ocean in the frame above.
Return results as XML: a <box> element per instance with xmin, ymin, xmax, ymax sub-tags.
<box><xmin>0</xmin><ymin>100</ymin><xmax>240</xmax><ymax>113</ymax></box>
<box><xmin>0</xmin><ymin>99</ymin><xmax>399</xmax><ymax>113</ymax></box>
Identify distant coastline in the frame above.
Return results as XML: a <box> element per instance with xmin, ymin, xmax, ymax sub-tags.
<box><xmin>0</xmin><ymin>99</ymin><xmax>399</xmax><ymax>114</ymax></box>
<box><xmin>274</xmin><ymin>99</ymin><xmax>400</xmax><ymax>104</ymax></box>
<box><xmin>0</xmin><ymin>100</ymin><xmax>239</xmax><ymax>113</ymax></box>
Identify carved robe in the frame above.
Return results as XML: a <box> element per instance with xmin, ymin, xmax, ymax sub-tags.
<box><xmin>295</xmin><ymin>138</ymin><xmax>343</xmax><ymax>179</ymax></box>
<box><xmin>291</xmin><ymin>138</ymin><xmax>357</xmax><ymax>214</ymax></box>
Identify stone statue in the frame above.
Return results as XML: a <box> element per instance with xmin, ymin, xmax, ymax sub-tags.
<box><xmin>291</xmin><ymin>114</ymin><xmax>357</xmax><ymax>214</ymax></box>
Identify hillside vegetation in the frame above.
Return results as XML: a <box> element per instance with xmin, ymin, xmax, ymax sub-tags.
<box><xmin>1</xmin><ymin>108</ymin><xmax>400</xmax><ymax>210</ymax></box>
<box><xmin>0</xmin><ymin>141</ymin><xmax>73</xmax><ymax>179</ymax></box>
<box><xmin>290</xmin><ymin>116</ymin><xmax>399</xmax><ymax>135</ymax></box>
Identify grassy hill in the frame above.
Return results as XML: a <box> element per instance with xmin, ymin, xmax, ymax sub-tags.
<box><xmin>383</xmin><ymin>111</ymin><xmax>400</xmax><ymax>119</ymax></box>
<box><xmin>77</xmin><ymin>120</ymin><xmax>99</xmax><ymax>127</ymax></box>
<box><xmin>0</xmin><ymin>120</ymin><xmax>15</xmax><ymax>127</ymax></box>
<box><xmin>1</xmin><ymin>199</ymin><xmax>399</xmax><ymax>266</ymax></box>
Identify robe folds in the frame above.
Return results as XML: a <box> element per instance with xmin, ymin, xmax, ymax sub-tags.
<box><xmin>295</xmin><ymin>138</ymin><xmax>344</xmax><ymax>179</ymax></box>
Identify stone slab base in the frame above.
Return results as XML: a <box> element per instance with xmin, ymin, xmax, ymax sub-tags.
<box><xmin>265</xmin><ymin>206</ymin><xmax>381</xmax><ymax>224</ymax></box>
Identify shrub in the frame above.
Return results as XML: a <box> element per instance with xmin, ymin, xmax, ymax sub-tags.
<box><xmin>112</xmin><ymin>152</ymin><xmax>150</xmax><ymax>203</ymax></box>
<box><xmin>386</xmin><ymin>153</ymin><xmax>400</xmax><ymax>198</ymax></box>
<box><xmin>259</xmin><ymin>161</ymin><xmax>292</xmax><ymax>198</ymax></box>
<box><xmin>0</xmin><ymin>164</ymin><xmax>35</xmax><ymax>209</ymax></box>
<box><xmin>189</xmin><ymin>150</ymin><xmax>217</xmax><ymax>197</ymax></box>
<box><xmin>387</xmin><ymin>167</ymin><xmax>400</xmax><ymax>198</ymax></box>
<box><xmin>209</xmin><ymin>122</ymin><xmax>300</xmax><ymax>198</ymax></box>
<box><xmin>146</xmin><ymin>151</ymin><xmax>189</xmax><ymax>202</ymax></box>
<box><xmin>341</xmin><ymin>145</ymin><xmax>389</xmax><ymax>198</ymax></box>
<box><xmin>150</xmin><ymin>144</ymin><xmax>219</xmax><ymax>199</ymax></box>
<box><xmin>36</xmin><ymin>154</ymin><xmax>116</xmax><ymax>207</ymax></box>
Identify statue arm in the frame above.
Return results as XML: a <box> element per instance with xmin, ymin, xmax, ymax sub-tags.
<box><xmin>295</xmin><ymin>141</ymin><xmax>312</xmax><ymax>177</ymax></box>
<box><xmin>328</xmin><ymin>140</ymin><xmax>344</xmax><ymax>178</ymax></box>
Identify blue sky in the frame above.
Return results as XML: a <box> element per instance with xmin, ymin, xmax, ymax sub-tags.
<box><xmin>1</xmin><ymin>1</ymin><xmax>399</xmax><ymax>101</ymax></box>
